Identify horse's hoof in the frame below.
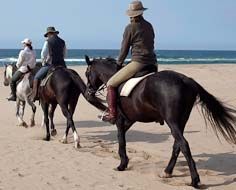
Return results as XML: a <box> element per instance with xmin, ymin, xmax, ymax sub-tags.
<box><xmin>116</xmin><ymin>165</ymin><xmax>126</xmax><ymax>171</ymax></box>
<box><xmin>191</xmin><ymin>182</ymin><xmax>202</xmax><ymax>189</ymax></box>
<box><xmin>19</xmin><ymin>122</ymin><xmax>28</xmax><ymax>128</ymax></box>
<box><xmin>60</xmin><ymin>139</ymin><xmax>68</xmax><ymax>144</ymax></box>
<box><xmin>51</xmin><ymin>129</ymin><xmax>57</xmax><ymax>136</ymax></box>
<box><xmin>159</xmin><ymin>171</ymin><xmax>172</xmax><ymax>178</ymax></box>
<box><xmin>30</xmin><ymin>120</ymin><xmax>35</xmax><ymax>127</ymax></box>
<box><xmin>43</xmin><ymin>136</ymin><xmax>50</xmax><ymax>141</ymax></box>
<box><xmin>75</xmin><ymin>142</ymin><xmax>81</xmax><ymax>149</ymax></box>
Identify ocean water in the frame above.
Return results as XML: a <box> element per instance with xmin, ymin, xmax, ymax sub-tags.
<box><xmin>1</xmin><ymin>49</ymin><xmax>236</xmax><ymax>66</ymax></box>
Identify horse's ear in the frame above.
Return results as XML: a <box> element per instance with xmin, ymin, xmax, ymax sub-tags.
<box><xmin>85</xmin><ymin>55</ymin><xmax>91</xmax><ymax>65</ymax></box>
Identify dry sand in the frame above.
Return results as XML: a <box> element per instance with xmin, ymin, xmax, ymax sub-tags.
<box><xmin>0</xmin><ymin>64</ymin><xmax>235</xmax><ymax>190</ymax></box>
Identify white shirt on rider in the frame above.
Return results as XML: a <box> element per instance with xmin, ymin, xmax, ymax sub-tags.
<box><xmin>16</xmin><ymin>47</ymin><xmax>36</xmax><ymax>73</ymax></box>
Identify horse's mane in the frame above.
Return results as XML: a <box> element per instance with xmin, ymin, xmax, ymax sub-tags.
<box><xmin>93</xmin><ymin>57</ymin><xmax>117</xmax><ymax>65</ymax></box>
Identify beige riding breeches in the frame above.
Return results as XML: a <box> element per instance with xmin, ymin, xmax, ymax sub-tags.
<box><xmin>107</xmin><ymin>61</ymin><xmax>146</xmax><ymax>87</ymax></box>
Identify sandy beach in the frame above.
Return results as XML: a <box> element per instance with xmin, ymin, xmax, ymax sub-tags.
<box><xmin>0</xmin><ymin>64</ymin><xmax>235</xmax><ymax>190</ymax></box>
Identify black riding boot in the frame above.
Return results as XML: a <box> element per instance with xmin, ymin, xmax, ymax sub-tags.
<box><xmin>102</xmin><ymin>86</ymin><xmax>117</xmax><ymax>124</ymax></box>
<box><xmin>8</xmin><ymin>82</ymin><xmax>16</xmax><ymax>101</ymax></box>
<box><xmin>30</xmin><ymin>79</ymin><xmax>39</xmax><ymax>102</ymax></box>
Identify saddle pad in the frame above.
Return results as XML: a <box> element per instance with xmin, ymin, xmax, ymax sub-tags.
<box><xmin>40</xmin><ymin>72</ymin><xmax>53</xmax><ymax>86</ymax></box>
<box><xmin>120</xmin><ymin>72</ymin><xmax>155</xmax><ymax>97</ymax></box>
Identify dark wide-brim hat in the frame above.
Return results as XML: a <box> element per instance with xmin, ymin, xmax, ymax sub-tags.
<box><xmin>44</xmin><ymin>26</ymin><xmax>59</xmax><ymax>37</ymax></box>
<box><xmin>126</xmin><ymin>1</ymin><xmax>148</xmax><ymax>17</ymax></box>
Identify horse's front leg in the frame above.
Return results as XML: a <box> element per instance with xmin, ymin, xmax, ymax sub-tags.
<box><xmin>41</xmin><ymin>102</ymin><xmax>50</xmax><ymax>141</ymax></box>
<box><xmin>49</xmin><ymin>103</ymin><xmax>57</xmax><ymax>136</ymax></box>
<box><xmin>116</xmin><ymin>118</ymin><xmax>133</xmax><ymax>171</ymax></box>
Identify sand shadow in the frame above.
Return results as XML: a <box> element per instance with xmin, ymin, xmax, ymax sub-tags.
<box><xmin>195</xmin><ymin>152</ymin><xmax>236</xmax><ymax>176</ymax></box>
<box><xmin>193</xmin><ymin>152</ymin><xmax>236</xmax><ymax>188</ymax></box>
<box><xmin>85</xmin><ymin>129</ymin><xmax>200</xmax><ymax>144</ymax></box>
<box><xmin>55</xmin><ymin>120</ymin><xmax>199</xmax><ymax>144</ymax></box>
<box><xmin>55</xmin><ymin>120</ymin><xmax>111</xmax><ymax>129</ymax></box>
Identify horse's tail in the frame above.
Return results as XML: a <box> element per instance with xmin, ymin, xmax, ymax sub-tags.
<box><xmin>189</xmin><ymin>78</ymin><xmax>236</xmax><ymax>144</ymax></box>
<box><xmin>67</xmin><ymin>69</ymin><xmax>107</xmax><ymax>111</ymax></box>
<box><xmin>67</xmin><ymin>69</ymin><xmax>87</xmax><ymax>96</ymax></box>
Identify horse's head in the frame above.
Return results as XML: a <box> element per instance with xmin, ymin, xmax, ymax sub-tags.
<box><xmin>3</xmin><ymin>63</ymin><xmax>16</xmax><ymax>86</ymax></box>
<box><xmin>85</xmin><ymin>55</ymin><xmax>117</xmax><ymax>96</ymax></box>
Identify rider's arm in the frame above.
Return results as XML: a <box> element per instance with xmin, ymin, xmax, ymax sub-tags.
<box><xmin>41</xmin><ymin>41</ymin><xmax>49</xmax><ymax>65</ymax></box>
<box><xmin>117</xmin><ymin>25</ymin><xmax>131</xmax><ymax>66</ymax></box>
<box><xmin>16</xmin><ymin>50</ymin><xmax>25</xmax><ymax>68</ymax></box>
<box><xmin>63</xmin><ymin>44</ymin><xmax>67</xmax><ymax>58</ymax></box>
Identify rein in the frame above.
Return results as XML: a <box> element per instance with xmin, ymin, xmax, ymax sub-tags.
<box><xmin>87</xmin><ymin>83</ymin><xmax>107</xmax><ymax>99</ymax></box>
<box><xmin>96</xmin><ymin>84</ymin><xmax>107</xmax><ymax>97</ymax></box>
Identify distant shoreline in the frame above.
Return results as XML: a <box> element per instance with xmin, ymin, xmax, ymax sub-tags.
<box><xmin>1</xmin><ymin>48</ymin><xmax>236</xmax><ymax>52</ymax></box>
<box><xmin>1</xmin><ymin>49</ymin><xmax>236</xmax><ymax>66</ymax></box>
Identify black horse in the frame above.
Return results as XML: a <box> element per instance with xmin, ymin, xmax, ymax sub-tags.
<box><xmin>39</xmin><ymin>67</ymin><xmax>106</xmax><ymax>148</ymax></box>
<box><xmin>84</xmin><ymin>55</ymin><xmax>236</xmax><ymax>188</ymax></box>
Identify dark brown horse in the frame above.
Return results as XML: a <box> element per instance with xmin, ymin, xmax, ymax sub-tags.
<box><xmin>39</xmin><ymin>67</ymin><xmax>106</xmax><ymax>148</ymax></box>
<box><xmin>84</xmin><ymin>55</ymin><xmax>236</xmax><ymax>188</ymax></box>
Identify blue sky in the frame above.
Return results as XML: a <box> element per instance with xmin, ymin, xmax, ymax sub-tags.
<box><xmin>1</xmin><ymin>0</ymin><xmax>236</xmax><ymax>50</ymax></box>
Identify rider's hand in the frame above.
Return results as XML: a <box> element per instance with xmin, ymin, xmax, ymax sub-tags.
<box><xmin>117</xmin><ymin>64</ymin><xmax>122</xmax><ymax>71</ymax></box>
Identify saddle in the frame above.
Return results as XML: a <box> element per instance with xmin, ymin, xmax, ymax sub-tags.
<box><xmin>40</xmin><ymin>66</ymin><xmax>66</xmax><ymax>86</ymax></box>
<box><xmin>118</xmin><ymin>64</ymin><xmax>157</xmax><ymax>97</ymax></box>
<box><xmin>16</xmin><ymin>70</ymin><xmax>34</xmax><ymax>88</ymax></box>
<box><xmin>15</xmin><ymin>64</ymin><xmax>43</xmax><ymax>87</ymax></box>
<box><xmin>116</xmin><ymin>64</ymin><xmax>164</xmax><ymax>125</ymax></box>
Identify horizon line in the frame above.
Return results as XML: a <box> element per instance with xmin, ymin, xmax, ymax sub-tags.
<box><xmin>0</xmin><ymin>48</ymin><xmax>236</xmax><ymax>52</ymax></box>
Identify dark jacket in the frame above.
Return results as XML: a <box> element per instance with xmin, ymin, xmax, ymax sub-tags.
<box><xmin>47</xmin><ymin>35</ymin><xmax>66</xmax><ymax>67</ymax></box>
<box><xmin>117</xmin><ymin>16</ymin><xmax>157</xmax><ymax>66</ymax></box>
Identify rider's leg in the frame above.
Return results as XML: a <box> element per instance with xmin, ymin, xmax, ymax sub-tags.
<box><xmin>31</xmin><ymin>66</ymin><xmax>49</xmax><ymax>101</ymax></box>
<box><xmin>102</xmin><ymin>61</ymin><xmax>145</xmax><ymax>124</ymax></box>
<box><xmin>8</xmin><ymin>71</ymin><xmax>23</xmax><ymax>101</ymax></box>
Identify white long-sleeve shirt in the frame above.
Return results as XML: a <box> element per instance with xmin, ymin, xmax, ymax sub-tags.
<box><xmin>16</xmin><ymin>47</ymin><xmax>36</xmax><ymax>73</ymax></box>
<box><xmin>41</xmin><ymin>41</ymin><xmax>67</xmax><ymax>66</ymax></box>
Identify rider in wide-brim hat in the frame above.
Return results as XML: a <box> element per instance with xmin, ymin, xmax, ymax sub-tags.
<box><xmin>30</xmin><ymin>26</ymin><xmax>66</xmax><ymax>102</ymax></box>
<box><xmin>44</xmin><ymin>26</ymin><xmax>59</xmax><ymax>37</ymax></box>
<box><xmin>101</xmin><ymin>1</ymin><xmax>157</xmax><ymax>124</ymax></box>
<box><xmin>126</xmin><ymin>0</ymin><xmax>148</xmax><ymax>17</ymax></box>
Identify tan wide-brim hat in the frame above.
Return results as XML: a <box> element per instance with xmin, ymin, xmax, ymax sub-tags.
<box><xmin>21</xmin><ymin>38</ymin><xmax>32</xmax><ymax>45</ymax></box>
<box><xmin>126</xmin><ymin>1</ymin><xmax>148</xmax><ymax>17</ymax></box>
<box><xmin>44</xmin><ymin>26</ymin><xmax>59</xmax><ymax>37</ymax></box>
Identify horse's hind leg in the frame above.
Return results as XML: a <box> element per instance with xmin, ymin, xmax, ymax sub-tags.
<box><xmin>16</xmin><ymin>99</ymin><xmax>21</xmax><ymax>124</ymax></box>
<box><xmin>41</xmin><ymin>102</ymin><xmax>50</xmax><ymax>141</ymax></box>
<box><xmin>60</xmin><ymin>103</ymin><xmax>80</xmax><ymax>148</ymax></box>
<box><xmin>26</xmin><ymin>98</ymin><xmax>36</xmax><ymax>127</ymax></box>
<box><xmin>168</xmin><ymin>122</ymin><xmax>200</xmax><ymax>188</ymax></box>
<box><xmin>62</xmin><ymin>96</ymin><xmax>79</xmax><ymax>144</ymax></box>
<box><xmin>16</xmin><ymin>100</ymin><xmax>27</xmax><ymax>127</ymax></box>
<box><xmin>116</xmin><ymin>117</ymin><xmax>133</xmax><ymax>171</ymax></box>
<box><xmin>162</xmin><ymin>123</ymin><xmax>185</xmax><ymax>177</ymax></box>
<box><xmin>161</xmin><ymin>140</ymin><xmax>180</xmax><ymax>178</ymax></box>
<box><xmin>60</xmin><ymin>97</ymin><xmax>78</xmax><ymax>145</ymax></box>
<box><xmin>49</xmin><ymin>103</ymin><xmax>57</xmax><ymax>136</ymax></box>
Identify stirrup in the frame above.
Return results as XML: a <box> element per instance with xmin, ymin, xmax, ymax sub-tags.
<box><xmin>98</xmin><ymin>111</ymin><xmax>116</xmax><ymax>124</ymax></box>
<box><xmin>98</xmin><ymin>110</ymin><xmax>108</xmax><ymax>121</ymax></box>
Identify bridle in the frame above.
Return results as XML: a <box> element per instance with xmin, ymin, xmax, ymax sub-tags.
<box><xmin>86</xmin><ymin>58</ymin><xmax>118</xmax><ymax>99</ymax></box>
<box><xmin>86</xmin><ymin>65</ymin><xmax>107</xmax><ymax>98</ymax></box>
<box><xmin>86</xmin><ymin>82</ymin><xmax>107</xmax><ymax>98</ymax></box>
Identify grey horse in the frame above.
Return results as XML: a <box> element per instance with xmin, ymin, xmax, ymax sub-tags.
<box><xmin>4</xmin><ymin>63</ymin><xmax>37</xmax><ymax>127</ymax></box>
